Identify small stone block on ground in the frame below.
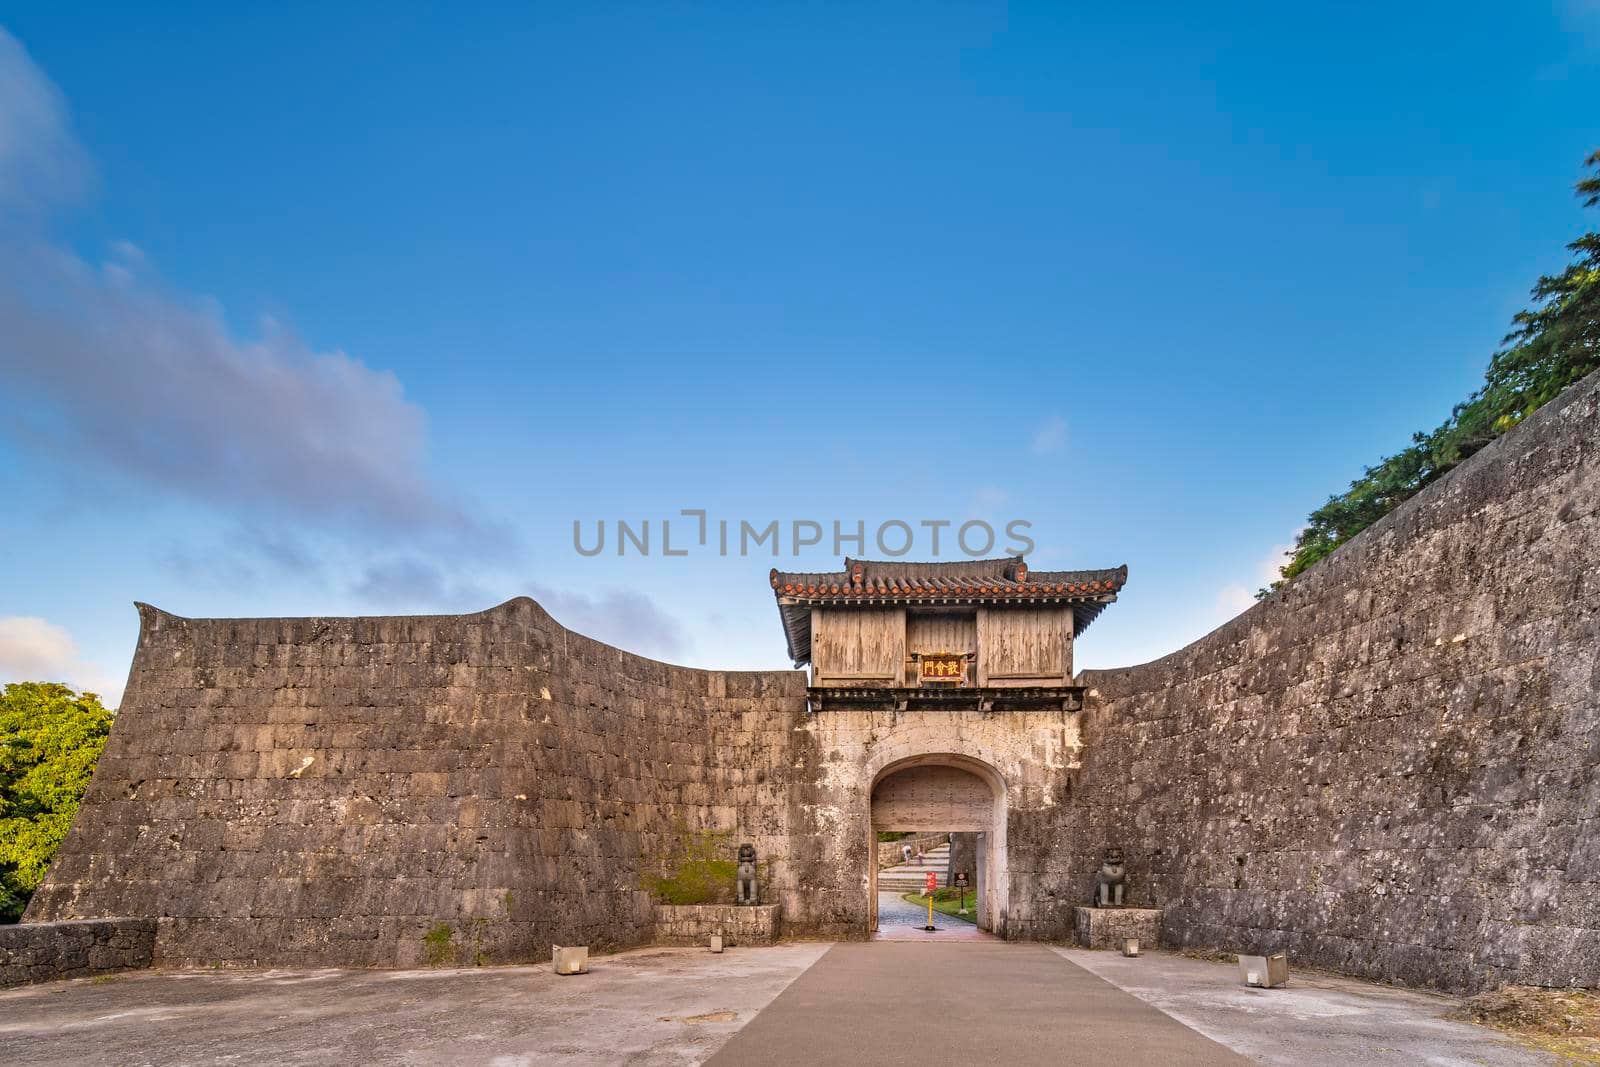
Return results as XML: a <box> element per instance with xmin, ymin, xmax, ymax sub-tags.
<box><xmin>552</xmin><ymin>946</ymin><xmax>588</xmax><ymax>975</ymax></box>
<box><xmin>1074</xmin><ymin>907</ymin><xmax>1161</xmax><ymax>950</ymax></box>
<box><xmin>1238</xmin><ymin>953</ymin><xmax>1288</xmax><ymax>988</ymax></box>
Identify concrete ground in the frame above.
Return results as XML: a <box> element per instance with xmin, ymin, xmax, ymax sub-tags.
<box><xmin>1053</xmin><ymin>947</ymin><xmax>1549</xmax><ymax>1067</ymax></box>
<box><xmin>0</xmin><ymin>942</ymin><xmax>1555</xmax><ymax>1066</ymax></box>
<box><xmin>0</xmin><ymin>944</ymin><xmax>829</xmax><ymax>1066</ymax></box>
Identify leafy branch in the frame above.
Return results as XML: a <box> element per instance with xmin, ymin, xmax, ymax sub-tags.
<box><xmin>1265</xmin><ymin>150</ymin><xmax>1600</xmax><ymax>594</ymax></box>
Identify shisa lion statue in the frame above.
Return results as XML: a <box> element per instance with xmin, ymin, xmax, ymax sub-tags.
<box><xmin>735</xmin><ymin>843</ymin><xmax>759</xmax><ymax>906</ymax></box>
<box><xmin>1095</xmin><ymin>847</ymin><xmax>1127</xmax><ymax>908</ymax></box>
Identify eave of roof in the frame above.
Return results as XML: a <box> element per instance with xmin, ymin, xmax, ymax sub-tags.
<box><xmin>769</xmin><ymin>557</ymin><xmax>1128</xmax><ymax>666</ymax></box>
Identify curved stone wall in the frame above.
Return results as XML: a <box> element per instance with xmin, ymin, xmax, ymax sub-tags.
<box><xmin>1070</xmin><ymin>369</ymin><xmax>1600</xmax><ymax>991</ymax></box>
<box><xmin>26</xmin><ymin>598</ymin><xmax>810</xmax><ymax>967</ymax></box>
<box><xmin>25</xmin><ymin>593</ymin><xmax>1089</xmax><ymax>965</ymax></box>
<box><xmin>26</xmin><ymin>371</ymin><xmax>1599</xmax><ymax>990</ymax></box>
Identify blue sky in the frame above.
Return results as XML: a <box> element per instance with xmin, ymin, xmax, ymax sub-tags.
<box><xmin>1</xmin><ymin>4</ymin><xmax>1597</xmax><ymax>704</ymax></box>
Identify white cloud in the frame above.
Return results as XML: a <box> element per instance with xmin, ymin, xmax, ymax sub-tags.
<box><xmin>1213</xmin><ymin>541</ymin><xmax>1296</xmax><ymax>622</ymax></box>
<box><xmin>529</xmin><ymin>585</ymin><xmax>688</xmax><ymax>662</ymax></box>
<box><xmin>344</xmin><ymin>561</ymin><xmax>689</xmax><ymax>662</ymax></box>
<box><xmin>1254</xmin><ymin>541</ymin><xmax>1296</xmax><ymax>587</ymax></box>
<box><xmin>0</xmin><ymin>29</ymin><xmax>88</xmax><ymax>214</ymax></box>
<box><xmin>0</xmin><ymin>616</ymin><xmax>123</xmax><ymax>706</ymax></box>
<box><xmin>1558</xmin><ymin>0</ymin><xmax>1600</xmax><ymax>45</ymax></box>
<box><xmin>0</xmin><ymin>27</ymin><xmax>503</xmax><ymax>558</ymax></box>
<box><xmin>351</xmin><ymin>556</ymin><xmax>491</xmax><ymax>611</ymax></box>
<box><xmin>1030</xmin><ymin>415</ymin><xmax>1067</xmax><ymax>455</ymax></box>
<box><xmin>1214</xmin><ymin>584</ymin><xmax>1257</xmax><ymax>617</ymax></box>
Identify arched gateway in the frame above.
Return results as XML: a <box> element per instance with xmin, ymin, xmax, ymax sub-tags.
<box><xmin>770</xmin><ymin>555</ymin><xmax>1127</xmax><ymax>939</ymax></box>
<box><xmin>867</xmin><ymin>754</ymin><xmax>1006</xmax><ymax>933</ymax></box>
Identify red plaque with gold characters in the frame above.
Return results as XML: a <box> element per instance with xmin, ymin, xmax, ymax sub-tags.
<box><xmin>920</xmin><ymin>653</ymin><xmax>965</xmax><ymax>683</ymax></box>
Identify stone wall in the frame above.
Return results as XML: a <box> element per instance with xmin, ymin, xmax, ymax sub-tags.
<box><xmin>25</xmin><ymin>370</ymin><xmax>1600</xmax><ymax>990</ymax></box>
<box><xmin>25</xmin><ymin>600</ymin><xmax>815</xmax><ymax>966</ymax></box>
<box><xmin>26</xmin><ymin>593</ymin><xmax>1088</xmax><ymax>960</ymax></box>
<box><xmin>1066</xmin><ymin>369</ymin><xmax>1600</xmax><ymax>991</ymax></box>
<box><xmin>0</xmin><ymin>918</ymin><xmax>156</xmax><ymax>988</ymax></box>
<box><xmin>948</xmin><ymin>832</ymin><xmax>978</xmax><ymax>884</ymax></box>
<box><xmin>653</xmin><ymin>904</ymin><xmax>781</xmax><ymax>946</ymax></box>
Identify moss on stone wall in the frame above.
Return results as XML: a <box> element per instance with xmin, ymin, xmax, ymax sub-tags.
<box><xmin>642</xmin><ymin>828</ymin><xmax>738</xmax><ymax>905</ymax></box>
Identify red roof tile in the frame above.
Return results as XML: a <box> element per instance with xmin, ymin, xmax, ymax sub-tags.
<box><xmin>770</xmin><ymin>556</ymin><xmax>1128</xmax><ymax>666</ymax></box>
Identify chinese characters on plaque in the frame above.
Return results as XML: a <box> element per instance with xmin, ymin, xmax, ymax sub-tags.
<box><xmin>919</xmin><ymin>653</ymin><xmax>965</xmax><ymax>683</ymax></box>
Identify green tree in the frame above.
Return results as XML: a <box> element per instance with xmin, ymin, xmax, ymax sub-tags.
<box><xmin>0</xmin><ymin>682</ymin><xmax>114</xmax><ymax>922</ymax></box>
<box><xmin>1269</xmin><ymin>151</ymin><xmax>1600</xmax><ymax>591</ymax></box>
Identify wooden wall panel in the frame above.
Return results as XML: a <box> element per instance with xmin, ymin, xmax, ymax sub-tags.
<box><xmin>871</xmin><ymin>765</ymin><xmax>993</xmax><ymax>831</ymax></box>
<box><xmin>905</xmin><ymin>611</ymin><xmax>977</xmax><ymax>655</ymax></box>
<box><xmin>978</xmin><ymin>607</ymin><xmax>1072</xmax><ymax>685</ymax></box>
<box><xmin>812</xmin><ymin>608</ymin><xmax>904</xmax><ymax>684</ymax></box>
<box><xmin>905</xmin><ymin>611</ymin><xmax>977</xmax><ymax>685</ymax></box>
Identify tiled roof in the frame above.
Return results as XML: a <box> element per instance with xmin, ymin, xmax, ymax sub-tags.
<box><xmin>770</xmin><ymin>556</ymin><xmax>1128</xmax><ymax>666</ymax></box>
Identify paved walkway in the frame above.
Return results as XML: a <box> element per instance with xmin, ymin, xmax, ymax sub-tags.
<box><xmin>874</xmin><ymin>890</ymin><xmax>991</xmax><ymax>942</ymax></box>
<box><xmin>706</xmin><ymin>942</ymin><xmax>1254</xmax><ymax>1066</ymax></box>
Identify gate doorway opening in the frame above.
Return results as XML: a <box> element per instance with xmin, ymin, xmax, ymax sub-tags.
<box><xmin>868</xmin><ymin>755</ymin><xmax>1006</xmax><ymax>941</ymax></box>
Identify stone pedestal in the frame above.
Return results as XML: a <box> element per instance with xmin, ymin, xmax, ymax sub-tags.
<box><xmin>552</xmin><ymin>945</ymin><xmax>589</xmax><ymax>975</ymax></box>
<box><xmin>1074</xmin><ymin>906</ymin><xmax>1161</xmax><ymax>950</ymax></box>
<box><xmin>654</xmin><ymin>904</ymin><xmax>782</xmax><ymax>947</ymax></box>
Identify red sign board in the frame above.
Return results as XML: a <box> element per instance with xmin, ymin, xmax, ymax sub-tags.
<box><xmin>920</xmin><ymin>653</ymin><xmax>964</xmax><ymax>682</ymax></box>
<box><xmin>925</xmin><ymin>871</ymin><xmax>938</xmax><ymax>893</ymax></box>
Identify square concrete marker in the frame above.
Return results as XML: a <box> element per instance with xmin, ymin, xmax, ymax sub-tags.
<box><xmin>710</xmin><ymin>934</ymin><xmax>724</xmax><ymax>953</ymax></box>
<box><xmin>1237</xmin><ymin>952</ymin><xmax>1288</xmax><ymax>988</ymax></box>
<box><xmin>1121</xmin><ymin>938</ymin><xmax>1140</xmax><ymax>957</ymax></box>
<box><xmin>552</xmin><ymin>945</ymin><xmax>589</xmax><ymax>975</ymax></box>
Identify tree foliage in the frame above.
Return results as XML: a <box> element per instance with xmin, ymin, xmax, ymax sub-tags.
<box><xmin>1267</xmin><ymin>151</ymin><xmax>1600</xmax><ymax>592</ymax></box>
<box><xmin>0</xmin><ymin>683</ymin><xmax>114</xmax><ymax>922</ymax></box>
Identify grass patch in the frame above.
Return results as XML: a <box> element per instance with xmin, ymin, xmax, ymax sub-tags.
<box><xmin>1449</xmin><ymin>986</ymin><xmax>1600</xmax><ymax>1064</ymax></box>
<box><xmin>422</xmin><ymin>922</ymin><xmax>454</xmax><ymax>966</ymax></box>
<box><xmin>642</xmin><ymin>827</ymin><xmax>767</xmax><ymax>905</ymax></box>
<box><xmin>901</xmin><ymin>889</ymin><xmax>977</xmax><ymax>924</ymax></box>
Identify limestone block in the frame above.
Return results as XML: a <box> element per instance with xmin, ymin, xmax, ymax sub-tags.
<box><xmin>1238</xmin><ymin>953</ymin><xmax>1288</xmax><ymax>988</ymax></box>
<box><xmin>653</xmin><ymin>905</ymin><xmax>782</xmax><ymax>947</ymax></box>
<box><xmin>0</xmin><ymin>919</ymin><xmax>156</xmax><ymax>989</ymax></box>
<box><xmin>1075</xmin><ymin>907</ymin><xmax>1161</xmax><ymax>950</ymax></box>
<box><xmin>552</xmin><ymin>945</ymin><xmax>588</xmax><ymax>975</ymax></box>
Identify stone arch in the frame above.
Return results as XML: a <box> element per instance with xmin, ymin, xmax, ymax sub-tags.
<box><xmin>866</xmin><ymin>751</ymin><xmax>1009</xmax><ymax>936</ymax></box>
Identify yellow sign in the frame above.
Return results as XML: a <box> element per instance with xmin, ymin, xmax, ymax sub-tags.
<box><xmin>920</xmin><ymin>653</ymin><xmax>964</xmax><ymax>682</ymax></box>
